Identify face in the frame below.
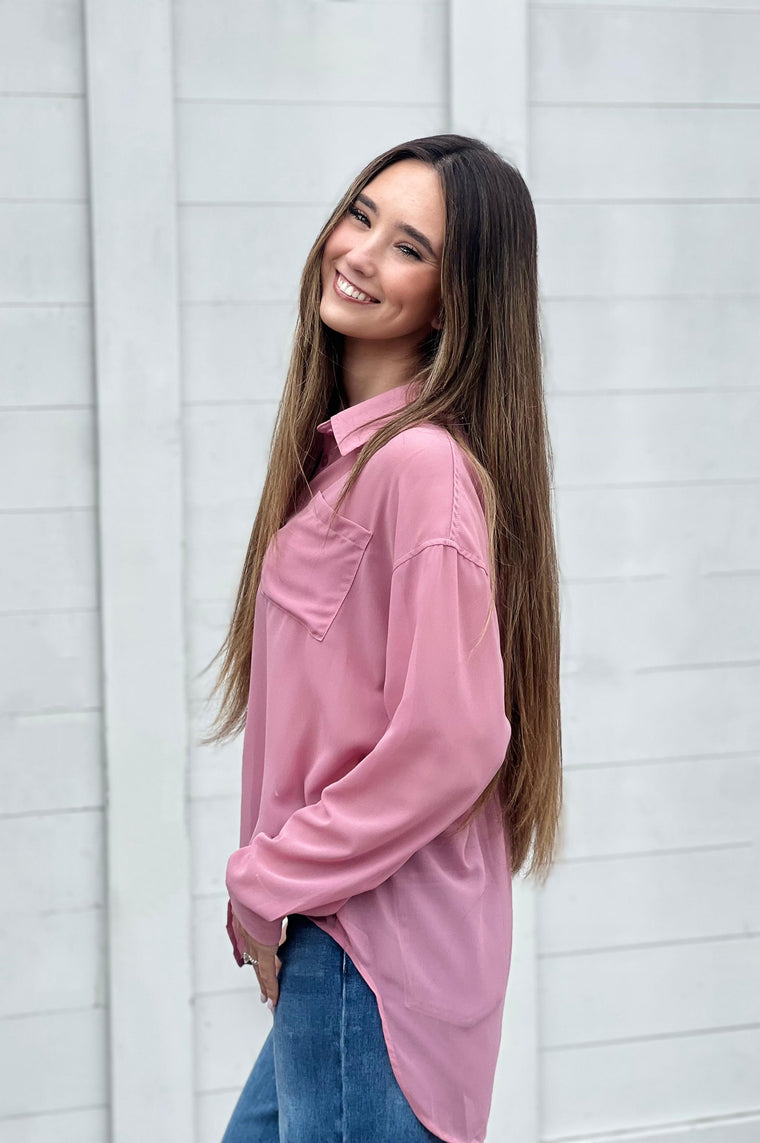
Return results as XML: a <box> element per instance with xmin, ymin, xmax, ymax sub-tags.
<box><xmin>319</xmin><ymin>159</ymin><xmax>445</xmax><ymax>348</ymax></box>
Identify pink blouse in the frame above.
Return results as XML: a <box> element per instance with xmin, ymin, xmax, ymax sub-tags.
<box><xmin>225</xmin><ymin>378</ymin><xmax>513</xmax><ymax>1143</ymax></box>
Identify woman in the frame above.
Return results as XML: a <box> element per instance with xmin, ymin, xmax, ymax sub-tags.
<box><xmin>203</xmin><ymin>134</ymin><xmax>563</xmax><ymax>1143</ymax></box>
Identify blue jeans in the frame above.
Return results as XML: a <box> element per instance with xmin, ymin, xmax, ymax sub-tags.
<box><xmin>221</xmin><ymin>913</ymin><xmax>444</xmax><ymax>1143</ymax></box>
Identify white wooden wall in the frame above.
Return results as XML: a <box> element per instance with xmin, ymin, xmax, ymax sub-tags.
<box><xmin>0</xmin><ymin>2</ymin><xmax>110</xmax><ymax>1140</ymax></box>
<box><xmin>1</xmin><ymin>1</ymin><xmax>758</xmax><ymax>1142</ymax></box>
<box><xmin>528</xmin><ymin>2</ymin><xmax>760</xmax><ymax>1141</ymax></box>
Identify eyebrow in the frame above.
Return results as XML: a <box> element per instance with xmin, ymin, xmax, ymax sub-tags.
<box><xmin>355</xmin><ymin>192</ymin><xmax>439</xmax><ymax>260</ymax></box>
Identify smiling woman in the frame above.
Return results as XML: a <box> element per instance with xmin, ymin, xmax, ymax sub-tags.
<box><xmin>319</xmin><ymin>159</ymin><xmax>446</xmax><ymax>387</ymax></box>
<box><xmin>203</xmin><ymin>134</ymin><xmax>563</xmax><ymax>1143</ymax></box>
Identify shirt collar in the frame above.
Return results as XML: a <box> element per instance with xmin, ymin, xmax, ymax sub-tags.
<box><xmin>317</xmin><ymin>379</ymin><xmax>422</xmax><ymax>457</ymax></box>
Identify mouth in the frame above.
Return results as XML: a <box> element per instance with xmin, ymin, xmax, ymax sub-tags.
<box><xmin>333</xmin><ymin>269</ymin><xmax>380</xmax><ymax>305</ymax></box>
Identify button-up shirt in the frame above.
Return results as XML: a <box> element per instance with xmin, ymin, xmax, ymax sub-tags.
<box><xmin>225</xmin><ymin>379</ymin><xmax>513</xmax><ymax>1143</ymax></box>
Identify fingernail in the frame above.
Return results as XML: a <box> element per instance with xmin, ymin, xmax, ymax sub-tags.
<box><xmin>267</xmin><ymin>998</ymin><xmax>275</xmax><ymax>1014</ymax></box>
<box><xmin>260</xmin><ymin>992</ymin><xmax>267</xmax><ymax>1003</ymax></box>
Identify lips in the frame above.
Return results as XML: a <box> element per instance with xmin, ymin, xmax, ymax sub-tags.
<box><xmin>333</xmin><ymin>269</ymin><xmax>380</xmax><ymax>304</ymax></box>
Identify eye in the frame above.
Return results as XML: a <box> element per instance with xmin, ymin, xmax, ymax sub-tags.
<box><xmin>347</xmin><ymin>204</ymin><xmax>422</xmax><ymax>261</ymax></box>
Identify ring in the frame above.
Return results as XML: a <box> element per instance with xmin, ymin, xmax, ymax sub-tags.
<box><xmin>243</xmin><ymin>952</ymin><xmax>260</xmax><ymax>967</ymax></box>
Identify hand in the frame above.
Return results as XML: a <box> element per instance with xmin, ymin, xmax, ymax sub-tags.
<box><xmin>231</xmin><ymin>912</ymin><xmax>283</xmax><ymax>1011</ymax></box>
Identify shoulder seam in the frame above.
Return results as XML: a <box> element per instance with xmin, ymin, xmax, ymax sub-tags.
<box><xmin>391</xmin><ymin>538</ymin><xmax>489</xmax><ymax>575</ymax></box>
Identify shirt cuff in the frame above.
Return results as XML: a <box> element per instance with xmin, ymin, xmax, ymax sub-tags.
<box><xmin>226</xmin><ymin>892</ymin><xmax>284</xmax><ymax>948</ymax></box>
<box><xmin>225</xmin><ymin>898</ymin><xmax>245</xmax><ymax>966</ymax></box>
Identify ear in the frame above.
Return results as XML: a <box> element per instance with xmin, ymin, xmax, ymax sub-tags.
<box><xmin>431</xmin><ymin>305</ymin><xmax>445</xmax><ymax>332</ymax></box>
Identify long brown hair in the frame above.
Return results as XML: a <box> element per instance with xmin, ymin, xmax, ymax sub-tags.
<box><xmin>199</xmin><ymin>134</ymin><xmax>563</xmax><ymax>882</ymax></box>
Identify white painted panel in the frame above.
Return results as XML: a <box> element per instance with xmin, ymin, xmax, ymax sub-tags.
<box><xmin>562</xmin><ymin>576</ymin><xmax>760</xmax><ymax>673</ymax></box>
<box><xmin>190</xmin><ymin>793</ymin><xmax>238</xmax><ymax>898</ymax></box>
<box><xmin>197</xmin><ymin>1091</ymin><xmax>243</xmax><ymax>1143</ymax></box>
<box><xmin>536</xmin><ymin>203</ymin><xmax>760</xmax><ymax>298</ymax></box>
<box><xmin>0</xmin><ymin>1008</ymin><xmax>107</xmax><ymax>1119</ymax></box>
<box><xmin>194</xmin><ymin>893</ymin><xmax>248</xmax><ymax>995</ymax></box>
<box><xmin>542</xmin><ymin>935</ymin><xmax>760</xmax><ymax>1047</ymax></box>
<box><xmin>542</xmin><ymin>298</ymin><xmax>760</xmax><ymax>393</ymax></box>
<box><xmin>0</xmin><ymin>307</ymin><xmax>93</xmax><ymax>407</ymax></box>
<box><xmin>187</xmin><ymin>598</ymin><xmax>239</xmax><ymax>705</ymax></box>
<box><xmin>561</xmin><ymin>665</ymin><xmax>760</xmax><ymax>763</ymax></box>
<box><xmin>0</xmin><ymin>906</ymin><xmax>104</xmax><ymax>1016</ymax></box>
<box><xmin>545</xmin><ymin>1119</ymin><xmax>760</xmax><ymax>1143</ymax></box>
<box><xmin>541</xmin><ymin>1027</ymin><xmax>760</xmax><ymax>1140</ymax></box>
<box><xmin>0</xmin><ymin>204</ymin><xmax>90</xmax><ymax>303</ymax></box>
<box><xmin>0</xmin><ymin>96</ymin><xmax>87</xmax><ymax>199</ymax></box>
<box><xmin>532</xmin><ymin>8</ymin><xmax>760</xmax><ymax>104</ymax></box>
<box><xmin>0</xmin><ymin>409</ymin><xmax>95</xmax><ymax>510</ymax></box>
<box><xmin>183</xmin><ymin>401</ymin><xmax>276</xmax><ymax>509</ymax></box>
<box><xmin>539</xmin><ymin>0</ymin><xmax>760</xmax><ymax>8</ymax></box>
<box><xmin>181</xmin><ymin>303</ymin><xmax>295</xmax><ymax>403</ymax></box>
<box><xmin>177</xmin><ymin>101</ymin><xmax>446</xmax><ymax>204</ymax></box>
<box><xmin>539</xmin><ymin>846</ymin><xmax>759</xmax><ymax>953</ymax></box>
<box><xmin>549</xmin><ymin>391</ymin><xmax>760</xmax><ymax>487</ymax></box>
<box><xmin>0</xmin><ymin>0</ymin><xmax>83</xmax><ymax>93</ymax></box>
<box><xmin>194</xmin><ymin>989</ymin><xmax>272</xmax><ymax>1094</ymax></box>
<box><xmin>561</xmin><ymin>756</ymin><xmax>759</xmax><ymax>855</ymax></box>
<box><xmin>531</xmin><ymin>107</ymin><xmax>760</xmax><ymax>200</ymax></box>
<box><xmin>1</xmin><ymin>710</ymin><xmax>102</xmax><ymax>813</ymax></box>
<box><xmin>175</xmin><ymin>0</ymin><xmax>446</xmax><ymax>103</ymax></box>
<box><xmin>179</xmin><ymin>203</ymin><xmax>333</xmax><ymax>302</ymax></box>
<box><xmin>189</xmin><ymin>702</ymin><xmax>243</xmax><ymax>800</ymax></box>
<box><xmin>186</xmin><ymin>496</ymin><xmax>258</xmax><ymax>601</ymax></box>
<box><xmin>0</xmin><ymin>1107</ymin><xmax>108</xmax><ymax>1143</ymax></box>
<box><xmin>555</xmin><ymin>484</ymin><xmax>760</xmax><ymax>581</ymax></box>
<box><xmin>0</xmin><ymin>611</ymin><xmax>100</xmax><ymax>715</ymax></box>
<box><xmin>0</xmin><ymin>510</ymin><xmax>97</xmax><ymax>611</ymax></box>
<box><xmin>0</xmin><ymin>809</ymin><xmax>103</xmax><ymax>914</ymax></box>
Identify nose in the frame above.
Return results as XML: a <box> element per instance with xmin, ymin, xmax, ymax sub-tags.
<box><xmin>344</xmin><ymin>232</ymin><xmax>379</xmax><ymax>284</ymax></box>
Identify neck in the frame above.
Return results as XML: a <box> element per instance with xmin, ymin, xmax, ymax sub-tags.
<box><xmin>339</xmin><ymin>335</ymin><xmax>421</xmax><ymax>408</ymax></box>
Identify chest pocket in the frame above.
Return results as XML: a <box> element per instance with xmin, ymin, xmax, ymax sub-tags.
<box><xmin>260</xmin><ymin>488</ymin><xmax>373</xmax><ymax>641</ymax></box>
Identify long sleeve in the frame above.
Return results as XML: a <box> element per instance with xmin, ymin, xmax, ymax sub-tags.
<box><xmin>225</xmin><ymin>540</ymin><xmax>511</xmax><ymax>945</ymax></box>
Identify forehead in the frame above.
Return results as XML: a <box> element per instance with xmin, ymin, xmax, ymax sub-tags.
<box><xmin>362</xmin><ymin>161</ymin><xmax>445</xmax><ymax>228</ymax></box>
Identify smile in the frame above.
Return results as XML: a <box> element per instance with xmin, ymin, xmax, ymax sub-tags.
<box><xmin>333</xmin><ymin>270</ymin><xmax>379</xmax><ymax>305</ymax></box>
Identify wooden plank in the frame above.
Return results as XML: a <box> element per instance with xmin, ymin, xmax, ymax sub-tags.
<box><xmin>0</xmin><ymin>611</ymin><xmax>99</xmax><ymax>716</ymax></box>
<box><xmin>0</xmin><ymin>1009</ymin><xmax>107</xmax><ymax>1119</ymax></box>
<box><xmin>0</xmin><ymin>710</ymin><xmax>101</xmax><ymax>814</ymax></box>
<box><xmin>532</xmin><ymin>8</ymin><xmax>760</xmax><ymax>104</ymax></box>
<box><xmin>82</xmin><ymin>0</ymin><xmax>193</xmax><ymax>1138</ymax></box>
<box><xmin>542</xmin><ymin>935</ymin><xmax>760</xmax><ymax>1047</ymax></box>
<box><xmin>554</xmin><ymin>483</ymin><xmax>760</xmax><ymax>581</ymax></box>
<box><xmin>0</xmin><ymin>511</ymin><xmax>97</xmax><ymax>613</ymax></box>
<box><xmin>0</xmin><ymin>95</ymin><xmax>87</xmax><ymax>199</ymax></box>
<box><xmin>530</xmin><ymin>106</ymin><xmax>760</xmax><ymax>200</ymax></box>
<box><xmin>0</xmin><ymin>204</ymin><xmax>89</xmax><ymax>304</ymax></box>
<box><xmin>542</xmin><ymin>298</ymin><xmax>760</xmax><ymax>394</ymax></box>
<box><xmin>0</xmin><ymin>0</ymin><xmax>83</xmax><ymax>94</ymax></box>
<box><xmin>178</xmin><ymin>101</ymin><xmax>446</xmax><ymax>205</ymax></box>
<box><xmin>450</xmin><ymin>0</ymin><xmax>527</xmax><ymax>166</ymax></box>
<box><xmin>536</xmin><ymin>202</ymin><xmax>760</xmax><ymax>298</ymax></box>
<box><xmin>542</xmin><ymin>1027</ymin><xmax>760</xmax><ymax>1139</ymax></box>
<box><xmin>539</xmin><ymin>846</ymin><xmax>760</xmax><ymax>954</ymax></box>
<box><xmin>174</xmin><ymin>0</ymin><xmax>445</xmax><ymax>103</ymax></box>
<box><xmin>561</xmin><ymin>665</ymin><xmax>760</xmax><ymax>763</ymax></box>
<box><xmin>1</xmin><ymin>1107</ymin><xmax>108</xmax><ymax>1143</ymax></box>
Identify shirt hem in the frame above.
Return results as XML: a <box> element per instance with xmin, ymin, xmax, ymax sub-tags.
<box><xmin>308</xmin><ymin>916</ymin><xmax>486</xmax><ymax>1143</ymax></box>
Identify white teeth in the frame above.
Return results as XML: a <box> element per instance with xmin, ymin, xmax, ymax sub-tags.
<box><xmin>337</xmin><ymin>274</ymin><xmax>374</xmax><ymax>303</ymax></box>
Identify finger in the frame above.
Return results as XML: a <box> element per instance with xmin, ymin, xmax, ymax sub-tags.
<box><xmin>257</xmin><ymin>957</ymin><xmax>279</xmax><ymax>1005</ymax></box>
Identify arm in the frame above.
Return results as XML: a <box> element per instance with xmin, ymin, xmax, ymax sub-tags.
<box><xmin>226</xmin><ymin>541</ymin><xmax>511</xmax><ymax>945</ymax></box>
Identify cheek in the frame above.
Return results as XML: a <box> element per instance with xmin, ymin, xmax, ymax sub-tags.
<box><xmin>393</xmin><ymin>270</ymin><xmax>440</xmax><ymax>316</ymax></box>
<box><xmin>323</xmin><ymin>223</ymin><xmax>349</xmax><ymax>265</ymax></box>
